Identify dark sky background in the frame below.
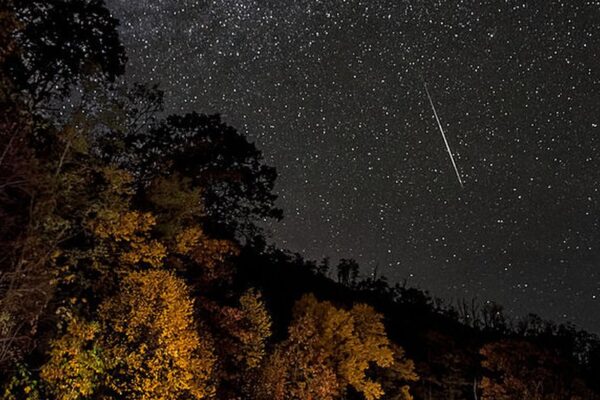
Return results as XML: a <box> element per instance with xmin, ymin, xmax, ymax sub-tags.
<box><xmin>105</xmin><ymin>0</ymin><xmax>600</xmax><ymax>333</ymax></box>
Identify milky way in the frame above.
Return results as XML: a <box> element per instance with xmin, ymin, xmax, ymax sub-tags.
<box><xmin>105</xmin><ymin>0</ymin><xmax>600</xmax><ymax>332</ymax></box>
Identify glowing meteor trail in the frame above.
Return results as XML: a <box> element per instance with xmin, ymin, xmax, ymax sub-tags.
<box><xmin>424</xmin><ymin>83</ymin><xmax>464</xmax><ymax>189</ymax></box>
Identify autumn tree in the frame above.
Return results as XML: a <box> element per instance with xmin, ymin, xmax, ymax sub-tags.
<box><xmin>255</xmin><ymin>294</ymin><xmax>405</xmax><ymax>400</ymax></box>
<box><xmin>375</xmin><ymin>343</ymin><xmax>418</xmax><ymax>400</ymax></box>
<box><xmin>41</xmin><ymin>270</ymin><xmax>216</xmax><ymax>400</ymax></box>
<box><xmin>200</xmin><ymin>288</ymin><xmax>272</xmax><ymax>400</ymax></box>
<box><xmin>40</xmin><ymin>319</ymin><xmax>107</xmax><ymax>400</ymax></box>
<box><xmin>50</xmin><ymin>164</ymin><xmax>159</xmax><ymax>313</ymax></box>
<box><xmin>0</xmin><ymin>0</ymin><xmax>126</xmax><ymax>368</ymax></box>
<box><xmin>101</xmin><ymin>269</ymin><xmax>215</xmax><ymax>399</ymax></box>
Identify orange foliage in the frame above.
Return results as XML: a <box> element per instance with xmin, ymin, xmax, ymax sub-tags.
<box><xmin>41</xmin><ymin>319</ymin><xmax>107</xmax><ymax>400</ymax></box>
<box><xmin>90</xmin><ymin>210</ymin><xmax>166</xmax><ymax>268</ymax></box>
<box><xmin>175</xmin><ymin>225</ymin><xmax>238</xmax><ymax>269</ymax></box>
<box><xmin>256</xmin><ymin>294</ymin><xmax>395</xmax><ymax>400</ymax></box>
<box><xmin>99</xmin><ymin>269</ymin><xmax>216</xmax><ymax>400</ymax></box>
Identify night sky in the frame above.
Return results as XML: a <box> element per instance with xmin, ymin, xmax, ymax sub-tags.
<box><xmin>105</xmin><ymin>0</ymin><xmax>600</xmax><ymax>332</ymax></box>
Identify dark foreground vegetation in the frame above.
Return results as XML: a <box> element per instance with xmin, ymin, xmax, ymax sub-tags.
<box><xmin>1</xmin><ymin>1</ymin><xmax>599</xmax><ymax>399</ymax></box>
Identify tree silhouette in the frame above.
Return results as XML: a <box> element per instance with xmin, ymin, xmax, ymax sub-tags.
<box><xmin>337</xmin><ymin>258</ymin><xmax>359</xmax><ymax>286</ymax></box>
<box><xmin>6</xmin><ymin>0</ymin><xmax>125</xmax><ymax>104</ymax></box>
<box><xmin>126</xmin><ymin>112</ymin><xmax>282</xmax><ymax>239</ymax></box>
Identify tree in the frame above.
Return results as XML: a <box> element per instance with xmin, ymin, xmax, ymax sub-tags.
<box><xmin>39</xmin><ymin>270</ymin><xmax>217</xmax><ymax>400</ymax></box>
<box><xmin>40</xmin><ymin>319</ymin><xmax>107</xmax><ymax>400</ymax></box>
<box><xmin>6</xmin><ymin>0</ymin><xmax>126</xmax><ymax>104</ymax></box>
<box><xmin>0</xmin><ymin>0</ymin><xmax>126</xmax><ymax>368</ymax></box>
<box><xmin>99</xmin><ymin>269</ymin><xmax>216</xmax><ymax>400</ymax></box>
<box><xmin>377</xmin><ymin>344</ymin><xmax>418</xmax><ymax>400</ymax></box>
<box><xmin>480</xmin><ymin>301</ymin><xmax>508</xmax><ymax>333</ymax></box>
<box><xmin>255</xmin><ymin>294</ymin><xmax>400</xmax><ymax>400</ymax></box>
<box><xmin>317</xmin><ymin>257</ymin><xmax>331</xmax><ymax>276</ymax></box>
<box><xmin>337</xmin><ymin>258</ymin><xmax>359</xmax><ymax>286</ymax></box>
<box><xmin>237</xmin><ymin>289</ymin><xmax>272</xmax><ymax>369</ymax></box>
<box><xmin>203</xmin><ymin>288</ymin><xmax>272</xmax><ymax>400</ymax></box>
<box><xmin>127</xmin><ymin>112</ymin><xmax>282</xmax><ymax>239</ymax></box>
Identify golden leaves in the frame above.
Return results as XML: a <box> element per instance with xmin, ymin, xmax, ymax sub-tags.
<box><xmin>174</xmin><ymin>226</ymin><xmax>204</xmax><ymax>254</ymax></box>
<box><xmin>99</xmin><ymin>270</ymin><xmax>216</xmax><ymax>400</ymax></box>
<box><xmin>41</xmin><ymin>270</ymin><xmax>218</xmax><ymax>400</ymax></box>
<box><xmin>257</xmin><ymin>294</ymin><xmax>395</xmax><ymax>400</ymax></box>
<box><xmin>120</xmin><ymin>240</ymin><xmax>167</xmax><ymax>268</ymax></box>
<box><xmin>91</xmin><ymin>210</ymin><xmax>154</xmax><ymax>241</ymax></box>
<box><xmin>238</xmin><ymin>289</ymin><xmax>272</xmax><ymax>369</ymax></box>
<box><xmin>174</xmin><ymin>225</ymin><xmax>238</xmax><ymax>270</ymax></box>
<box><xmin>89</xmin><ymin>210</ymin><xmax>166</xmax><ymax>268</ymax></box>
<box><xmin>40</xmin><ymin>319</ymin><xmax>106</xmax><ymax>400</ymax></box>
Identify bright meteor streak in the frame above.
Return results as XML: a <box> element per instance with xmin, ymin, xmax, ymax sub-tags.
<box><xmin>424</xmin><ymin>83</ymin><xmax>464</xmax><ymax>189</ymax></box>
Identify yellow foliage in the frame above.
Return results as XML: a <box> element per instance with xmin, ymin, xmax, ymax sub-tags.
<box><xmin>175</xmin><ymin>225</ymin><xmax>238</xmax><ymax>269</ymax></box>
<box><xmin>40</xmin><ymin>271</ymin><xmax>217</xmax><ymax>400</ymax></box>
<box><xmin>238</xmin><ymin>289</ymin><xmax>272</xmax><ymax>369</ymax></box>
<box><xmin>258</xmin><ymin>345</ymin><xmax>340</xmax><ymax>400</ymax></box>
<box><xmin>120</xmin><ymin>239</ymin><xmax>167</xmax><ymax>267</ymax></box>
<box><xmin>377</xmin><ymin>343</ymin><xmax>418</xmax><ymax>400</ymax></box>
<box><xmin>175</xmin><ymin>226</ymin><xmax>204</xmax><ymax>254</ymax></box>
<box><xmin>40</xmin><ymin>319</ymin><xmax>106</xmax><ymax>400</ymax></box>
<box><xmin>91</xmin><ymin>210</ymin><xmax>154</xmax><ymax>241</ymax></box>
<box><xmin>89</xmin><ymin>210</ymin><xmax>166</xmax><ymax>268</ymax></box>
<box><xmin>100</xmin><ymin>269</ymin><xmax>216</xmax><ymax>400</ymax></box>
<box><xmin>344</xmin><ymin>303</ymin><xmax>400</xmax><ymax>398</ymax></box>
<box><xmin>257</xmin><ymin>294</ymin><xmax>394</xmax><ymax>400</ymax></box>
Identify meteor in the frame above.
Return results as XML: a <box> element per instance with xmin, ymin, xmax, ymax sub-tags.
<box><xmin>424</xmin><ymin>83</ymin><xmax>464</xmax><ymax>189</ymax></box>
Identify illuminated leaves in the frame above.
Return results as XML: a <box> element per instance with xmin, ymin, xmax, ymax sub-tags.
<box><xmin>40</xmin><ymin>270</ymin><xmax>218</xmax><ymax>400</ymax></box>
<box><xmin>40</xmin><ymin>319</ymin><xmax>106</xmax><ymax>400</ymax></box>
<box><xmin>89</xmin><ymin>210</ymin><xmax>166</xmax><ymax>268</ymax></box>
<box><xmin>99</xmin><ymin>270</ymin><xmax>216</xmax><ymax>400</ymax></box>
<box><xmin>377</xmin><ymin>343</ymin><xmax>418</xmax><ymax>400</ymax></box>
<box><xmin>257</xmin><ymin>294</ymin><xmax>395</xmax><ymax>400</ymax></box>
<box><xmin>238</xmin><ymin>289</ymin><xmax>272</xmax><ymax>369</ymax></box>
<box><xmin>175</xmin><ymin>225</ymin><xmax>238</xmax><ymax>270</ymax></box>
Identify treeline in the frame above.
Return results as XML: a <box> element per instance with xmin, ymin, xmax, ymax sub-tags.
<box><xmin>238</xmin><ymin>243</ymin><xmax>600</xmax><ymax>399</ymax></box>
<box><xmin>0</xmin><ymin>1</ymin><xmax>598</xmax><ymax>400</ymax></box>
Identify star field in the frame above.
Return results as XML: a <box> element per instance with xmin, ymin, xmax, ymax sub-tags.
<box><xmin>105</xmin><ymin>0</ymin><xmax>600</xmax><ymax>332</ymax></box>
